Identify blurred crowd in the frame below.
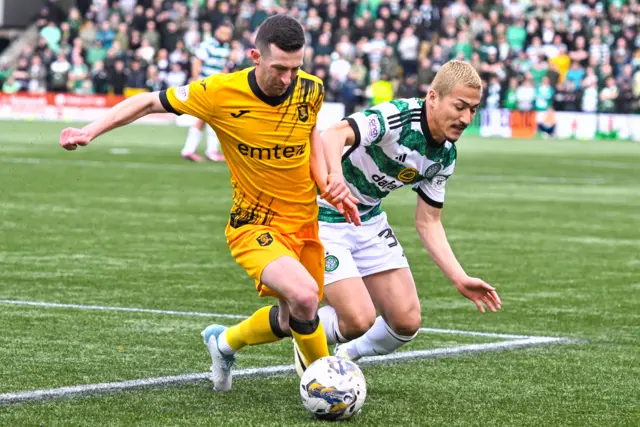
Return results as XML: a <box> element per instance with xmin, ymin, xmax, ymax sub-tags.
<box><xmin>1</xmin><ymin>0</ymin><xmax>640</xmax><ymax>115</ymax></box>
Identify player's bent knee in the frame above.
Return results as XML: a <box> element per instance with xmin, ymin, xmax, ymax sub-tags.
<box><xmin>289</xmin><ymin>289</ymin><xmax>319</xmax><ymax>319</ymax></box>
<box><xmin>342</xmin><ymin>312</ymin><xmax>375</xmax><ymax>340</ymax></box>
<box><xmin>388</xmin><ymin>309</ymin><xmax>421</xmax><ymax>337</ymax></box>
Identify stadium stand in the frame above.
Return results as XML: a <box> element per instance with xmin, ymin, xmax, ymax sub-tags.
<box><xmin>0</xmin><ymin>0</ymin><xmax>639</xmax><ymax>115</ymax></box>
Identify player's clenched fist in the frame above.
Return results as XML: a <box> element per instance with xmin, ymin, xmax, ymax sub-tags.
<box><xmin>59</xmin><ymin>127</ymin><xmax>91</xmax><ymax>151</ymax></box>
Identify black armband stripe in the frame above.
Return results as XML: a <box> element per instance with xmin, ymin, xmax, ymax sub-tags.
<box><xmin>158</xmin><ymin>90</ymin><xmax>181</xmax><ymax>115</ymax></box>
<box><xmin>416</xmin><ymin>187</ymin><xmax>444</xmax><ymax>209</ymax></box>
<box><xmin>341</xmin><ymin>117</ymin><xmax>362</xmax><ymax>160</ymax></box>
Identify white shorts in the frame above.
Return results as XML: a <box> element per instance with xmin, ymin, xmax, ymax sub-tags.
<box><xmin>320</xmin><ymin>212</ymin><xmax>409</xmax><ymax>285</ymax></box>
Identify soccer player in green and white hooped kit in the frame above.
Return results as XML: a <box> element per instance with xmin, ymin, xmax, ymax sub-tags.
<box><xmin>297</xmin><ymin>60</ymin><xmax>503</xmax><ymax>368</ymax></box>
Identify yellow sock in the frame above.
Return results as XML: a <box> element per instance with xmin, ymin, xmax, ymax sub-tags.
<box><xmin>291</xmin><ymin>319</ymin><xmax>329</xmax><ymax>364</ymax></box>
<box><xmin>224</xmin><ymin>306</ymin><xmax>283</xmax><ymax>351</ymax></box>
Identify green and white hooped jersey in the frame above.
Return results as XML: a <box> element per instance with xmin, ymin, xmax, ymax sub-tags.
<box><xmin>318</xmin><ymin>98</ymin><xmax>457</xmax><ymax>223</ymax></box>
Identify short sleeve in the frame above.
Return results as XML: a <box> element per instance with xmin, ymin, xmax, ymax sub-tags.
<box><xmin>343</xmin><ymin>106</ymin><xmax>387</xmax><ymax>147</ymax></box>
<box><xmin>412</xmin><ymin>163</ymin><xmax>455</xmax><ymax>209</ymax></box>
<box><xmin>159</xmin><ymin>76</ymin><xmax>216</xmax><ymax>122</ymax></box>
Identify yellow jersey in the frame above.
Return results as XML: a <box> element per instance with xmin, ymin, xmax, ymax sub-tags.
<box><xmin>161</xmin><ymin>67</ymin><xmax>325</xmax><ymax>234</ymax></box>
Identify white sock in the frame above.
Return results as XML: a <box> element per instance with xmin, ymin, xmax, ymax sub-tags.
<box><xmin>181</xmin><ymin>127</ymin><xmax>202</xmax><ymax>156</ymax></box>
<box><xmin>205</xmin><ymin>126</ymin><xmax>220</xmax><ymax>153</ymax></box>
<box><xmin>318</xmin><ymin>305</ymin><xmax>347</xmax><ymax>345</ymax></box>
<box><xmin>217</xmin><ymin>330</ymin><xmax>236</xmax><ymax>355</ymax></box>
<box><xmin>349</xmin><ymin>316</ymin><xmax>417</xmax><ymax>359</ymax></box>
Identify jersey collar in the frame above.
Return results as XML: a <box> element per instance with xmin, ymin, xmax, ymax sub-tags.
<box><xmin>248</xmin><ymin>69</ymin><xmax>297</xmax><ymax>107</ymax></box>
<box><xmin>421</xmin><ymin>101</ymin><xmax>447</xmax><ymax>147</ymax></box>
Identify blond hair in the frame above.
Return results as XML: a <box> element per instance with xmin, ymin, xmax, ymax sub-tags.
<box><xmin>431</xmin><ymin>60</ymin><xmax>482</xmax><ymax>97</ymax></box>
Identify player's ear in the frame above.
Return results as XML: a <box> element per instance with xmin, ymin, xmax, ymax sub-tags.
<box><xmin>426</xmin><ymin>89</ymin><xmax>438</xmax><ymax>108</ymax></box>
<box><xmin>250</xmin><ymin>48</ymin><xmax>261</xmax><ymax>65</ymax></box>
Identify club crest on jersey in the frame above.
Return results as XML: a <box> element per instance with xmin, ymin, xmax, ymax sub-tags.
<box><xmin>325</xmin><ymin>255</ymin><xmax>339</xmax><ymax>272</ymax></box>
<box><xmin>425</xmin><ymin>163</ymin><xmax>443</xmax><ymax>179</ymax></box>
<box><xmin>397</xmin><ymin>167</ymin><xmax>419</xmax><ymax>183</ymax></box>
<box><xmin>256</xmin><ymin>232</ymin><xmax>273</xmax><ymax>247</ymax></box>
<box><xmin>297</xmin><ymin>104</ymin><xmax>309</xmax><ymax>122</ymax></box>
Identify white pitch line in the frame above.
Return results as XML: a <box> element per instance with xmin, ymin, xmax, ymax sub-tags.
<box><xmin>0</xmin><ymin>157</ymin><xmax>211</xmax><ymax>173</ymax></box>
<box><xmin>0</xmin><ymin>300</ymin><xmax>536</xmax><ymax>339</ymax></box>
<box><xmin>0</xmin><ymin>336</ymin><xmax>573</xmax><ymax>405</ymax></box>
<box><xmin>0</xmin><ymin>299</ymin><xmax>247</xmax><ymax>320</ymax></box>
<box><xmin>418</xmin><ymin>327</ymin><xmax>533</xmax><ymax>340</ymax></box>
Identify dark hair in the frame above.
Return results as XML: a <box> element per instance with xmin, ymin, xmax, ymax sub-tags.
<box><xmin>255</xmin><ymin>14</ymin><xmax>305</xmax><ymax>54</ymax></box>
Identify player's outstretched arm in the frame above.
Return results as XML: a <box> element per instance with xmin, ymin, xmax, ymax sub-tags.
<box><xmin>311</xmin><ymin>126</ymin><xmax>360</xmax><ymax>225</ymax></box>
<box><xmin>415</xmin><ymin>196</ymin><xmax>501</xmax><ymax>313</ymax></box>
<box><xmin>320</xmin><ymin>119</ymin><xmax>355</xmax><ymax>177</ymax></box>
<box><xmin>318</xmin><ymin>120</ymin><xmax>360</xmax><ymax>219</ymax></box>
<box><xmin>59</xmin><ymin>92</ymin><xmax>168</xmax><ymax>151</ymax></box>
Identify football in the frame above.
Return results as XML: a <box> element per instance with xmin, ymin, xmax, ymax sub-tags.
<box><xmin>299</xmin><ymin>356</ymin><xmax>367</xmax><ymax>421</ymax></box>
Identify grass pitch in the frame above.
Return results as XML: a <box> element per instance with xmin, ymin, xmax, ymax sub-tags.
<box><xmin>0</xmin><ymin>120</ymin><xmax>639</xmax><ymax>426</ymax></box>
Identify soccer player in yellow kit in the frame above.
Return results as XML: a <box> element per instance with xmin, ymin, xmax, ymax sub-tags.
<box><xmin>59</xmin><ymin>15</ymin><xmax>359</xmax><ymax>392</ymax></box>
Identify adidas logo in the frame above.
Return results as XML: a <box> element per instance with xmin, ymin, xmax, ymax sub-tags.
<box><xmin>394</xmin><ymin>154</ymin><xmax>407</xmax><ymax>162</ymax></box>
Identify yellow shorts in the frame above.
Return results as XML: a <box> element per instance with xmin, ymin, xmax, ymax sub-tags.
<box><xmin>225</xmin><ymin>221</ymin><xmax>324</xmax><ymax>299</ymax></box>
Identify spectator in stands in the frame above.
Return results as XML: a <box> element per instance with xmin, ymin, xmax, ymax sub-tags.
<box><xmin>617</xmin><ymin>65</ymin><xmax>635</xmax><ymax>114</ymax></box>
<box><xmin>67</xmin><ymin>56</ymin><xmax>88</xmax><ymax>93</ymax></box>
<box><xmin>28</xmin><ymin>56</ymin><xmax>48</xmax><ymax>94</ymax></box>
<box><xmin>166</xmin><ymin>62</ymin><xmax>187</xmax><ymax>88</ymax></box>
<box><xmin>546</xmin><ymin>63</ymin><xmax>560</xmax><ymax>89</ymax></box>
<box><xmin>11</xmin><ymin>57</ymin><xmax>29</xmax><ymax>92</ymax></box>
<box><xmin>126</xmin><ymin>59</ymin><xmax>147</xmax><ymax>89</ymax></box>
<box><xmin>582</xmin><ymin>67</ymin><xmax>598</xmax><ymax>90</ymax></box>
<box><xmin>582</xmin><ymin>81</ymin><xmax>599</xmax><ymax>113</ymax></box>
<box><xmin>137</xmin><ymin>40</ymin><xmax>156</xmax><ymax>65</ymax></box>
<box><xmin>4</xmin><ymin>0</ymin><xmax>636</xmax><ymax>120</ymax></box>
<box><xmin>184</xmin><ymin>22</ymin><xmax>201</xmax><ymax>52</ymax></box>
<box><xmin>49</xmin><ymin>52</ymin><xmax>70</xmax><ymax>93</ymax></box>
<box><xmin>398</xmin><ymin>27</ymin><xmax>419</xmax><ymax>76</ymax></box>
<box><xmin>369</xmin><ymin>73</ymin><xmax>393</xmax><ymax>106</ymax></box>
<box><xmin>535</xmin><ymin>76</ymin><xmax>555</xmax><ymax>112</ymax></box>
<box><xmin>145</xmin><ymin>65</ymin><xmax>167</xmax><ymax>92</ymax></box>
<box><xmin>79</xmin><ymin>20</ymin><xmax>97</xmax><ymax>48</ymax></box>
<box><xmin>565</xmin><ymin>62</ymin><xmax>585</xmax><ymax>90</ymax></box>
<box><xmin>59</xmin><ymin>22</ymin><xmax>73</xmax><ymax>49</ymax></box>
<box><xmin>485</xmin><ymin>75</ymin><xmax>502</xmax><ymax>110</ymax></box>
<box><xmin>169</xmin><ymin>40</ymin><xmax>187</xmax><ymax>66</ymax></box>
<box><xmin>114</xmin><ymin>23</ymin><xmax>129</xmax><ymax>52</ymax></box>
<box><xmin>516</xmin><ymin>75</ymin><xmax>536</xmax><ymax>112</ymax></box>
<box><xmin>380</xmin><ymin>46</ymin><xmax>400</xmax><ymax>82</ymax></box>
<box><xmin>110</xmin><ymin>59</ymin><xmax>127</xmax><ymax>95</ymax></box>
<box><xmin>88</xmin><ymin>37</ymin><xmax>107</xmax><ymax>63</ymax></box>
<box><xmin>143</xmin><ymin>21</ymin><xmax>161</xmax><ymax>53</ymax></box>
<box><xmin>163</xmin><ymin>22</ymin><xmax>181</xmax><ymax>53</ymax></box>
<box><xmin>66</xmin><ymin>8</ymin><xmax>82</xmax><ymax>37</ymax></box>
<box><xmin>599</xmin><ymin>78</ymin><xmax>619</xmax><ymax>113</ymax></box>
<box><xmin>40</xmin><ymin>21</ymin><xmax>62</xmax><ymax>54</ymax></box>
<box><xmin>569</xmin><ymin>36</ymin><xmax>589</xmax><ymax>68</ymax></box>
<box><xmin>0</xmin><ymin>60</ymin><xmax>11</xmax><ymax>88</ymax></box>
<box><xmin>554</xmin><ymin>80</ymin><xmax>580</xmax><ymax>112</ymax></box>
<box><xmin>506</xmin><ymin>17</ymin><xmax>527</xmax><ymax>54</ymax></box>
<box><xmin>2</xmin><ymin>76</ymin><xmax>20</xmax><ymax>94</ymax></box>
<box><xmin>503</xmin><ymin>76</ymin><xmax>519</xmax><ymax>110</ymax></box>
<box><xmin>96</xmin><ymin>21</ymin><xmax>115</xmax><ymax>51</ymax></box>
<box><xmin>69</xmin><ymin>38</ymin><xmax>85</xmax><ymax>67</ymax></box>
<box><xmin>91</xmin><ymin>61</ymin><xmax>110</xmax><ymax>94</ymax></box>
<box><xmin>75</xmin><ymin>79</ymin><xmax>93</xmax><ymax>95</ymax></box>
